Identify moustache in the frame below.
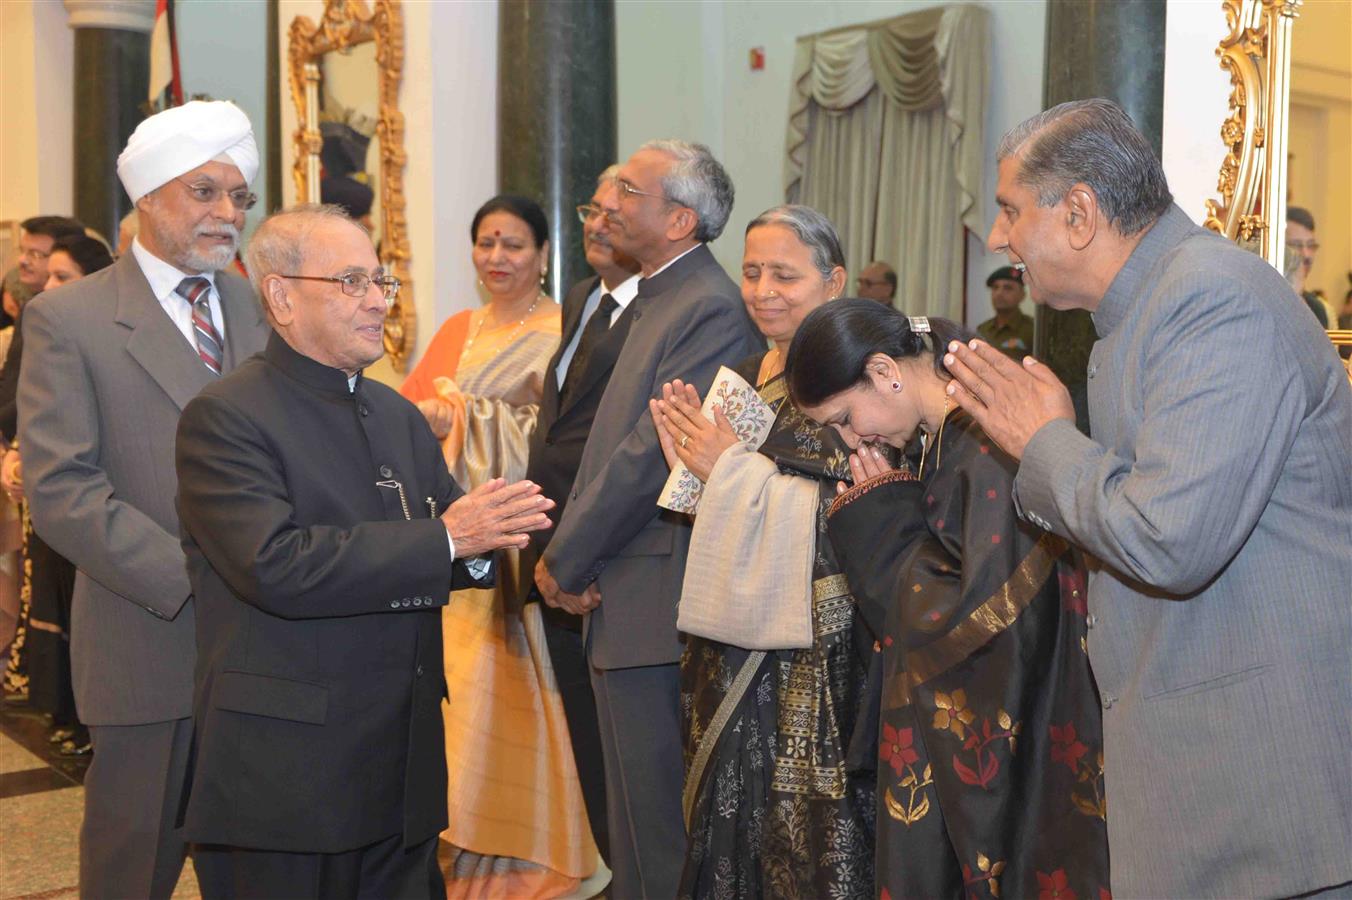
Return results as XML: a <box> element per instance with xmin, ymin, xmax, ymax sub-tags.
<box><xmin>194</xmin><ymin>223</ymin><xmax>241</xmax><ymax>243</ymax></box>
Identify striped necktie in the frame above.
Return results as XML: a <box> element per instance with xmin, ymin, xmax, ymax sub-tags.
<box><xmin>176</xmin><ymin>277</ymin><xmax>224</xmax><ymax>375</ymax></box>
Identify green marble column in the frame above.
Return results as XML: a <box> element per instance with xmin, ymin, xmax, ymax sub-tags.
<box><xmin>65</xmin><ymin>0</ymin><xmax>153</xmax><ymax>243</ymax></box>
<box><xmin>498</xmin><ymin>0</ymin><xmax>616</xmax><ymax>301</ymax></box>
<box><xmin>1038</xmin><ymin>0</ymin><xmax>1167</xmax><ymax>432</ymax></box>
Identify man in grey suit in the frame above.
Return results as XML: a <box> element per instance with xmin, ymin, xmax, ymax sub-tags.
<box><xmin>18</xmin><ymin>100</ymin><xmax>271</xmax><ymax>899</ymax></box>
<box><xmin>535</xmin><ymin>140</ymin><xmax>762</xmax><ymax>898</ymax></box>
<box><xmin>946</xmin><ymin>99</ymin><xmax>1352</xmax><ymax>898</ymax></box>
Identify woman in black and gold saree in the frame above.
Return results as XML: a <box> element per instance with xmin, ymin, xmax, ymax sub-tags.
<box><xmin>651</xmin><ymin>207</ymin><xmax>876</xmax><ymax>899</ymax></box>
<box><xmin>786</xmin><ymin>299</ymin><xmax>1110</xmax><ymax>900</ymax></box>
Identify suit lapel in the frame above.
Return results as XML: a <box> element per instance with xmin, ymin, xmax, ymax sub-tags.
<box><xmin>556</xmin><ymin>301</ymin><xmax>634</xmax><ymax>421</ymax></box>
<box><xmin>115</xmin><ymin>254</ymin><xmax>215</xmax><ymax>411</ymax></box>
<box><xmin>216</xmin><ymin>272</ymin><xmax>265</xmax><ymax>371</ymax></box>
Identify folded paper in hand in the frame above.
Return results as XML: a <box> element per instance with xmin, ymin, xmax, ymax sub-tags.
<box><xmin>657</xmin><ymin>366</ymin><xmax>775</xmax><ymax>514</ymax></box>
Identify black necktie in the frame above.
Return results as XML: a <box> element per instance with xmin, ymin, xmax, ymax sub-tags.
<box><xmin>561</xmin><ymin>292</ymin><xmax>618</xmax><ymax>403</ymax></box>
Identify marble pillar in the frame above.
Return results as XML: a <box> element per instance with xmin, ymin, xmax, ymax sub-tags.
<box><xmin>498</xmin><ymin>0</ymin><xmax>616</xmax><ymax>302</ymax></box>
<box><xmin>64</xmin><ymin>0</ymin><xmax>154</xmax><ymax>243</ymax></box>
<box><xmin>1038</xmin><ymin>0</ymin><xmax>1167</xmax><ymax>431</ymax></box>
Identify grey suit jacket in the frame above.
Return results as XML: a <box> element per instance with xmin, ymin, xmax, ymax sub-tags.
<box><xmin>1015</xmin><ymin>205</ymin><xmax>1352</xmax><ymax>898</ymax></box>
<box><xmin>18</xmin><ymin>253</ymin><xmax>270</xmax><ymax>725</ymax></box>
<box><xmin>543</xmin><ymin>244</ymin><xmax>763</xmax><ymax>670</ymax></box>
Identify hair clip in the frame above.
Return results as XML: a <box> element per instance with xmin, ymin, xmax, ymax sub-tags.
<box><xmin>907</xmin><ymin>316</ymin><xmax>931</xmax><ymax>334</ymax></box>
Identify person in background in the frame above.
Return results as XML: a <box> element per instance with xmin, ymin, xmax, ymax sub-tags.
<box><xmin>3</xmin><ymin>235</ymin><xmax>115</xmax><ymax>757</ymax></box>
<box><xmin>0</xmin><ymin>269</ymin><xmax>30</xmax><ymax>679</ymax></box>
<box><xmin>14</xmin><ymin>216</ymin><xmax>85</xmax><ymax>296</ymax></box>
<box><xmin>520</xmin><ymin>165</ymin><xmax>643</xmax><ymax>876</ymax></box>
<box><xmin>855</xmin><ymin>259</ymin><xmax>897</xmax><ymax>305</ymax></box>
<box><xmin>976</xmin><ymin>265</ymin><xmax>1034</xmax><ymax>360</ymax></box>
<box><xmin>1285</xmin><ymin>206</ymin><xmax>1335</xmax><ymax>327</ymax></box>
<box><xmin>116</xmin><ymin>210</ymin><xmax>139</xmax><ymax>257</ymax></box>
<box><xmin>400</xmin><ymin>196</ymin><xmax>594</xmax><ymax>897</ymax></box>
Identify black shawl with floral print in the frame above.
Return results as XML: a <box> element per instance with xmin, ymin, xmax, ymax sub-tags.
<box><xmin>826</xmin><ymin>411</ymin><xmax>1110</xmax><ymax>900</ymax></box>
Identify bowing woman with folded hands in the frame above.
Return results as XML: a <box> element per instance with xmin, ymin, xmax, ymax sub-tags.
<box><xmin>784</xmin><ymin>298</ymin><xmax>1109</xmax><ymax>899</ymax></box>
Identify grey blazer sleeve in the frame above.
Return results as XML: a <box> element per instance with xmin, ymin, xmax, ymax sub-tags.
<box><xmin>1014</xmin><ymin>276</ymin><xmax>1304</xmax><ymax>595</ymax></box>
<box><xmin>544</xmin><ymin>298</ymin><xmax>754</xmax><ymax>593</ymax></box>
<box><xmin>19</xmin><ymin>298</ymin><xmax>192</xmax><ymax>620</ymax></box>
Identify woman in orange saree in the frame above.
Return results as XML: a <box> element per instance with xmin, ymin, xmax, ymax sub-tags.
<box><xmin>402</xmin><ymin>196</ymin><xmax>602</xmax><ymax>898</ymax></box>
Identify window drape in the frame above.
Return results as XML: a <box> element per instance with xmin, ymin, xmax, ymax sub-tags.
<box><xmin>785</xmin><ymin>5</ymin><xmax>988</xmax><ymax>318</ymax></box>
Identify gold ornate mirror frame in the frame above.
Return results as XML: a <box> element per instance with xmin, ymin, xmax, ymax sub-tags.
<box><xmin>1204</xmin><ymin>0</ymin><xmax>1350</xmax><ymax>353</ymax></box>
<box><xmin>289</xmin><ymin>0</ymin><xmax>415</xmax><ymax>372</ymax></box>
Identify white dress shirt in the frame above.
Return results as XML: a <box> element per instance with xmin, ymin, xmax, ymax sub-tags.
<box><xmin>644</xmin><ymin>243</ymin><xmax>701</xmax><ymax>280</ymax></box>
<box><xmin>555</xmin><ymin>273</ymin><xmax>640</xmax><ymax>386</ymax></box>
<box><xmin>130</xmin><ymin>237</ymin><xmax>227</xmax><ymax>348</ymax></box>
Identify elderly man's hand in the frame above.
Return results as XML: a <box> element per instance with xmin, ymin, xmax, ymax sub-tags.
<box><xmin>943</xmin><ymin>339</ymin><xmax>1074</xmax><ymax>461</ymax></box>
<box><xmin>1</xmin><ymin>448</ymin><xmax>23</xmax><ymax>504</ymax></box>
<box><xmin>442</xmin><ymin>478</ymin><xmax>554</xmax><ymax>557</ymax></box>
<box><xmin>534</xmin><ymin>559</ymin><xmax>601</xmax><ymax>615</ymax></box>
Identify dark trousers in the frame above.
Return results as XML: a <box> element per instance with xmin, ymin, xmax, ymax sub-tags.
<box><xmin>193</xmin><ymin>833</ymin><xmax>444</xmax><ymax>900</ymax></box>
<box><xmin>590</xmin><ymin>657</ymin><xmax>685</xmax><ymax>900</ymax></box>
<box><xmin>540</xmin><ymin>606</ymin><xmax>609</xmax><ymax>864</ymax></box>
<box><xmin>81</xmin><ymin>717</ymin><xmax>193</xmax><ymax>899</ymax></box>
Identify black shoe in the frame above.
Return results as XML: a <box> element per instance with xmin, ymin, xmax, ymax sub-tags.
<box><xmin>49</xmin><ymin>727</ymin><xmax>77</xmax><ymax>744</ymax></box>
<box><xmin>56</xmin><ymin>738</ymin><xmax>92</xmax><ymax>757</ymax></box>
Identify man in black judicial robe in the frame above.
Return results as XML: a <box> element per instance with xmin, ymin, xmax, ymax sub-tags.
<box><xmin>175</xmin><ymin>205</ymin><xmax>554</xmax><ymax>899</ymax></box>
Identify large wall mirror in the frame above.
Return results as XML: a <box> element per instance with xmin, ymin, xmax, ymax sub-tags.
<box><xmin>1205</xmin><ymin>0</ymin><xmax>1351</xmax><ymax>353</ymax></box>
<box><xmin>289</xmin><ymin>0</ymin><xmax>415</xmax><ymax>371</ymax></box>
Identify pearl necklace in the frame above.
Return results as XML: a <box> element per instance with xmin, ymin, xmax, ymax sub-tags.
<box><xmin>463</xmin><ymin>293</ymin><xmax>542</xmax><ymax>355</ymax></box>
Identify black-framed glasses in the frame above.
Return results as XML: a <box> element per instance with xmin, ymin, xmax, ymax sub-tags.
<box><xmin>175</xmin><ymin>177</ymin><xmax>258</xmax><ymax>211</ymax></box>
<box><xmin>616</xmin><ymin>178</ymin><xmax>675</xmax><ymax>205</ymax></box>
<box><xmin>576</xmin><ymin>204</ymin><xmax>606</xmax><ymax>224</ymax></box>
<box><xmin>281</xmin><ymin>271</ymin><xmax>401</xmax><ymax>302</ymax></box>
<box><xmin>1285</xmin><ymin>240</ymin><xmax>1320</xmax><ymax>253</ymax></box>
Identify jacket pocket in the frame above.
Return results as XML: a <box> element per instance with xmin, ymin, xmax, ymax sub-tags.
<box><xmin>212</xmin><ymin>670</ymin><xmax>329</xmax><ymax>725</ymax></box>
<box><xmin>1142</xmin><ymin>663</ymin><xmax>1270</xmax><ymax>702</ymax></box>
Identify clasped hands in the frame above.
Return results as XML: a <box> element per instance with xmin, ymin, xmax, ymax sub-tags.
<box><xmin>942</xmin><ymin>339</ymin><xmax>1075</xmax><ymax>460</ymax></box>
<box><xmin>442</xmin><ymin>477</ymin><xmax>553</xmax><ymax>558</ymax></box>
<box><xmin>649</xmin><ymin>379</ymin><xmax>739</xmax><ymax>483</ymax></box>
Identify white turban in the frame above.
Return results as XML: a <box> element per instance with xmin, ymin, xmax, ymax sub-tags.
<box><xmin>117</xmin><ymin>100</ymin><xmax>259</xmax><ymax>203</ymax></box>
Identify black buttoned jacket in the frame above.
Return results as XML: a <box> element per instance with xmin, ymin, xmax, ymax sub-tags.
<box><xmin>175</xmin><ymin>332</ymin><xmax>485</xmax><ymax>854</ymax></box>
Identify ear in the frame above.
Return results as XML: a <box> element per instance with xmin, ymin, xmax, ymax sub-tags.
<box><xmin>262</xmin><ymin>274</ymin><xmax>294</xmax><ymax>326</ymax></box>
<box><xmin>826</xmin><ymin>265</ymin><xmax>847</xmax><ymax>300</ymax></box>
<box><xmin>863</xmin><ymin>352</ymin><xmax>900</xmax><ymax>388</ymax></box>
<box><xmin>1065</xmin><ymin>184</ymin><xmax>1099</xmax><ymax>251</ymax></box>
<box><xmin>664</xmin><ymin>206</ymin><xmax>698</xmax><ymax>243</ymax></box>
<box><xmin>539</xmin><ymin>240</ymin><xmax>551</xmax><ymax>274</ymax></box>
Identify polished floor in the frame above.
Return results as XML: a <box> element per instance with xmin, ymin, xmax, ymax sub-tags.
<box><xmin>1</xmin><ymin>700</ymin><xmax>608</xmax><ymax>900</ymax></box>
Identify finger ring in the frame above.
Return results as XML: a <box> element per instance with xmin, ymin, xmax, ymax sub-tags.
<box><xmin>680</xmin><ymin>435</ymin><xmax>690</xmax><ymax>449</ymax></box>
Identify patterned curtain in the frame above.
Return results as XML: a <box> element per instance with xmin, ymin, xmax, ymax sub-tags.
<box><xmin>785</xmin><ymin>5</ymin><xmax>989</xmax><ymax>319</ymax></box>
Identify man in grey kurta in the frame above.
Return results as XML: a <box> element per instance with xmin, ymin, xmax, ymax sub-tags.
<box><xmin>946</xmin><ymin>99</ymin><xmax>1351</xmax><ymax>898</ymax></box>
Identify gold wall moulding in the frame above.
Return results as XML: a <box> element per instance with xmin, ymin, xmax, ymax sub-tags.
<box><xmin>1203</xmin><ymin>0</ymin><xmax>1302</xmax><ymax>268</ymax></box>
<box><xmin>289</xmin><ymin>0</ymin><xmax>414</xmax><ymax>372</ymax></box>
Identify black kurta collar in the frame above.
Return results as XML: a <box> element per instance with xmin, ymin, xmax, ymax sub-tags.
<box><xmin>635</xmin><ymin>243</ymin><xmax>713</xmax><ymax>301</ymax></box>
<box><xmin>1092</xmin><ymin>203</ymin><xmax>1196</xmax><ymax>339</ymax></box>
<box><xmin>263</xmin><ymin>330</ymin><xmax>363</xmax><ymax>396</ymax></box>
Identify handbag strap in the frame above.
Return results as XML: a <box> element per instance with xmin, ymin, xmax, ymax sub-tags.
<box><xmin>682</xmin><ymin>650</ymin><xmax>768</xmax><ymax>831</ymax></box>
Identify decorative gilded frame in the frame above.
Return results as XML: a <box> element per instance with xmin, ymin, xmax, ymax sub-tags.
<box><xmin>288</xmin><ymin>0</ymin><xmax>414</xmax><ymax>372</ymax></box>
<box><xmin>1203</xmin><ymin>0</ymin><xmax>1300</xmax><ymax>267</ymax></box>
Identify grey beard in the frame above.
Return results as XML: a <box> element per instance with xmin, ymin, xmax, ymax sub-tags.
<box><xmin>182</xmin><ymin>239</ymin><xmax>239</xmax><ymax>273</ymax></box>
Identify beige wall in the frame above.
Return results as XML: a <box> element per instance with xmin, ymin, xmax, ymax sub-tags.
<box><xmin>0</xmin><ymin>0</ymin><xmax>75</xmax><ymax>250</ymax></box>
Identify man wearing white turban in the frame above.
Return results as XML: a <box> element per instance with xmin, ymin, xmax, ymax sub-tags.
<box><xmin>17</xmin><ymin>100</ymin><xmax>271</xmax><ymax>899</ymax></box>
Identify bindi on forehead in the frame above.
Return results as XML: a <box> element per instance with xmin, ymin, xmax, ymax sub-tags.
<box><xmin>494</xmin><ymin>230</ymin><xmax>501</xmax><ymax>237</ymax></box>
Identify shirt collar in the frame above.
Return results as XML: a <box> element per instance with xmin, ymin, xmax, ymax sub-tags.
<box><xmin>264</xmin><ymin>330</ymin><xmax>362</xmax><ymax>396</ymax></box>
<box><xmin>636</xmin><ymin>243</ymin><xmax>709</xmax><ymax>300</ymax></box>
<box><xmin>1093</xmin><ymin>203</ymin><xmax>1196</xmax><ymax>338</ymax></box>
<box><xmin>130</xmin><ymin>236</ymin><xmax>219</xmax><ymax>303</ymax></box>
<box><xmin>600</xmin><ymin>273</ymin><xmax>641</xmax><ymax>310</ymax></box>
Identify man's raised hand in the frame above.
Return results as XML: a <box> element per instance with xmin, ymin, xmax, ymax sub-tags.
<box><xmin>441</xmin><ymin>478</ymin><xmax>554</xmax><ymax>557</ymax></box>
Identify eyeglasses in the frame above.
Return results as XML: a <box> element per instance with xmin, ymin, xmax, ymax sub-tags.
<box><xmin>19</xmin><ymin>246</ymin><xmax>51</xmax><ymax>261</ymax></box>
<box><xmin>616</xmin><ymin>179</ymin><xmax>675</xmax><ymax>205</ymax></box>
<box><xmin>175</xmin><ymin>177</ymin><xmax>258</xmax><ymax>211</ymax></box>
<box><xmin>281</xmin><ymin>270</ymin><xmax>401</xmax><ymax>302</ymax></box>
<box><xmin>856</xmin><ymin>277</ymin><xmax>889</xmax><ymax>288</ymax></box>
<box><xmin>576</xmin><ymin>204</ymin><xmax>605</xmax><ymax>224</ymax></box>
<box><xmin>1285</xmin><ymin>240</ymin><xmax>1320</xmax><ymax>253</ymax></box>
